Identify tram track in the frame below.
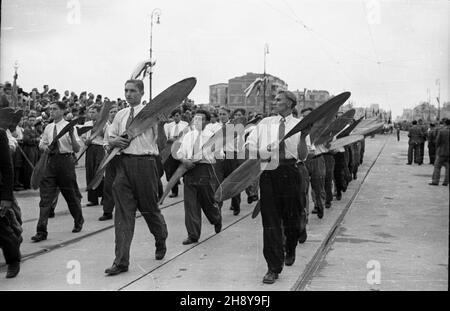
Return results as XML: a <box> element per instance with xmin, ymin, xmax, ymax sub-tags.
<box><xmin>291</xmin><ymin>137</ymin><xmax>389</xmax><ymax>291</ymax></box>
<box><xmin>0</xmin><ymin>199</ymin><xmax>184</xmax><ymax>268</ymax></box>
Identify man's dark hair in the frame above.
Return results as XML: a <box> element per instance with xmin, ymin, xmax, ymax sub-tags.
<box><xmin>170</xmin><ymin>108</ymin><xmax>182</xmax><ymax>117</ymax></box>
<box><xmin>301</xmin><ymin>107</ymin><xmax>314</xmax><ymax>114</ymax></box>
<box><xmin>125</xmin><ymin>79</ymin><xmax>144</xmax><ymax>92</ymax></box>
<box><xmin>233</xmin><ymin>108</ymin><xmax>246</xmax><ymax>117</ymax></box>
<box><xmin>89</xmin><ymin>105</ymin><xmax>102</xmax><ymax>113</ymax></box>
<box><xmin>195</xmin><ymin>109</ymin><xmax>211</xmax><ymax>121</ymax></box>
<box><xmin>52</xmin><ymin>101</ymin><xmax>67</xmax><ymax>110</ymax></box>
<box><xmin>445</xmin><ymin>119</ymin><xmax>450</xmax><ymax>126</ymax></box>
<box><xmin>219</xmin><ymin>106</ymin><xmax>231</xmax><ymax>114</ymax></box>
<box><xmin>277</xmin><ymin>90</ymin><xmax>297</xmax><ymax>109</ymax></box>
<box><xmin>412</xmin><ymin>120</ymin><xmax>417</xmax><ymax>125</ymax></box>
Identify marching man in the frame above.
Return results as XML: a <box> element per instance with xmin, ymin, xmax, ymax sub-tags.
<box><xmin>246</xmin><ymin>90</ymin><xmax>310</xmax><ymax>284</ymax></box>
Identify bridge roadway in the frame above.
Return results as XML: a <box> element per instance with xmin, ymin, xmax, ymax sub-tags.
<box><xmin>0</xmin><ymin>132</ymin><xmax>447</xmax><ymax>290</ymax></box>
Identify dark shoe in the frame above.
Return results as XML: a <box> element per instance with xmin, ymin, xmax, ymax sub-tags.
<box><xmin>31</xmin><ymin>233</ymin><xmax>47</xmax><ymax>242</ymax></box>
<box><xmin>317</xmin><ymin>208</ymin><xmax>324</xmax><ymax>219</ymax></box>
<box><xmin>428</xmin><ymin>183</ymin><xmax>439</xmax><ymax>186</ymax></box>
<box><xmin>98</xmin><ymin>214</ymin><xmax>113</xmax><ymax>221</ymax></box>
<box><xmin>6</xmin><ymin>262</ymin><xmax>20</xmax><ymax>279</ymax></box>
<box><xmin>233</xmin><ymin>206</ymin><xmax>240</xmax><ymax>216</ymax></box>
<box><xmin>311</xmin><ymin>208</ymin><xmax>318</xmax><ymax>214</ymax></box>
<box><xmin>155</xmin><ymin>240</ymin><xmax>167</xmax><ymax>260</ymax></box>
<box><xmin>298</xmin><ymin>230</ymin><xmax>307</xmax><ymax>244</ymax></box>
<box><xmin>325</xmin><ymin>202</ymin><xmax>331</xmax><ymax>209</ymax></box>
<box><xmin>169</xmin><ymin>193</ymin><xmax>177</xmax><ymax>198</ymax></box>
<box><xmin>336</xmin><ymin>192</ymin><xmax>342</xmax><ymax>201</ymax></box>
<box><xmin>105</xmin><ymin>264</ymin><xmax>128</xmax><ymax>276</ymax></box>
<box><xmin>353</xmin><ymin>174</ymin><xmax>357</xmax><ymax>180</ymax></box>
<box><xmin>262</xmin><ymin>270</ymin><xmax>279</xmax><ymax>284</ymax></box>
<box><xmin>72</xmin><ymin>219</ymin><xmax>84</xmax><ymax>233</ymax></box>
<box><xmin>182</xmin><ymin>237</ymin><xmax>198</xmax><ymax>245</ymax></box>
<box><xmin>87</xmin><ymin>202</ymin><xmax>98</xmax><ymax>207</ymax></box>
<box><xmin>285</xmin><ymin>250</ymin><xmax>296</xmax><ymax>266</ymax></box>
<box><xmin>247</xmin><ymin>195</ymin><xmax>258</xmax><ymax>204</ymax></box>
<box><xmin>214</xmin><ymin>221</ymin><xmax>222</xmax><ymax>233</ymax></box>
<box><xmin>49</xmin><ymin>210</ymin><xmax>55</xmax><ymax>218</ymax></box>
<box><xmin>443</xmin><ymin>183</ymin><xmax>448</xmax><ymax>186</ymax></box>
<box><xmin>406</xmin><ymin>163</ymin><xmax>412</xmax><ymax>165</ymax></box>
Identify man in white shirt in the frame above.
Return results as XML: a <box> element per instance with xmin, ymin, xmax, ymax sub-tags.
<box><xmin>163</xmin><ymin>108</ymin><xmax>188</xmax><ymax>198</ymax></box>
<box><xmin>82</xmin><ymin>105</ymin><xmax>106</xmax><ymax>206</ymax></box>
<box><xmin>31</xmin><ymin>101</ymin><xmax>84</xmax><ymax>242</ymax></box>
<box><xmin>99</xmin><ymin>104</ymin><xmax>118</xmax><ymax>221</ymax></box>
<box><xmin>246</xmin><ymin>90</ymin><xmax>310</xmax><ymax>284</ymax></box>
<box><xmin>176</xmin><ymin>110</ymin><xmax>222</xmax><ymax>245</ymax></box>
<box><xmin>104</xmin><ymin>80</ymin><xmax>168</xmax><ymax>276</ymax></box>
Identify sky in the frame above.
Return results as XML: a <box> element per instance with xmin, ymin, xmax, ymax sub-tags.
<box><xmin>1</xmin><ymin>0</ymin><xmax>448</xmax><ymax>118</ymax></box>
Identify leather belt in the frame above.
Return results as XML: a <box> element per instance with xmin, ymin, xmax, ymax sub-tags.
<box><xmin>121</xmin><ymin>153</ymin><xmax>157</xmax><ymax>158</ymax></box>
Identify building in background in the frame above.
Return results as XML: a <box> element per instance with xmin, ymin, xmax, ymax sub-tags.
<box><xmin>293</xmin><ymin>89</ymin><xmax>330</xmax><ymax>113</ymax></box>
<box><xmin>209</xmin><ymin>72</ymin><xmax>287</xmax><ymax>114</ymax></box>
<box><xmin>209</xmin><ymin>83</ymin><xmax>228</xmax><ymax>107</ymax></box>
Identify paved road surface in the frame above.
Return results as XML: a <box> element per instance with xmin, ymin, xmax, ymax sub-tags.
<box><xmin>0</xmin><ymin>132</ymin><xmax>447</xmax><ymax>290</ymax></box>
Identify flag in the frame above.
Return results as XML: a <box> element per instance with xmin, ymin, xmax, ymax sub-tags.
<box><xmin>244</xmin><ymin>77</ymin><xmax>263</xmax><ymax>98</ymax></box>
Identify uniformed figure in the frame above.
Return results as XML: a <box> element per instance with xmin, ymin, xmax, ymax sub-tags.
<box><xmin>417</xmin><ymin>119</ymin><xmax>427</xmax><ymax>165</ymax></box>
<box><xmin>105</xmin><ymin>80</ymin><xmax>168</xmax><ymax>276</ymax></box>
<box><xmin>21</xmin><ymin>115</ymin><xmax>41</xmax><ymax>190</ymax></box>
<box><xmin>31</xmin><ymin>102</ymin><xmax>84</xmax><ymax>242</ymax></box>
<box><xmin>163</xmin><ymin>108</ymin><xmax>188</xmax><ymax>198</ymax></box>
<box><xmin>306</xmin><ymin>143</ymin><xmax>326</xmax><ymax>219</ymax></box>
<box><xmin>177</xmin><ymin>110</ymin><xmax>222</xmax><ymax>245</ymax></box>
<box><xmin>247</xmin><ymin>90</ymin><xmax>309</xmax><ymax>284</ymax></box>
<box><xmin>0</xmin><ymin>117</ymin><xmax>22</xmax><ymax>278</ymax></box>
<box><xmin>321</xmin><ymin>146</ymin><xmax>335</xmax><ymax>209</ymax></box>
<box><xmin>99</xmin><ymin>105</ymin><xmax>118</xmax><ymax>221</ymax></box>
<box><xmin>427</xmin><ymin>123</ymin><xmax>438</xmax><ymax>165</ymax></box>
<box><xmin>83</xmin><ymin>105</ymin><xmax>106</xmax><ymax>206</ymax></box>
<box><xmin>429</xmin><ymin>119</ymin><xmax>449</xmax><ymax>186</ymax></box>
<box><xmin>333</xmin><ymin>146</ymin><xmax>346</xmax><ymax>201</ymax></box>
<box><xmin>407</xmin><ymin>120</ymin><xmax>425</xmax><ymax>165</ymax></box>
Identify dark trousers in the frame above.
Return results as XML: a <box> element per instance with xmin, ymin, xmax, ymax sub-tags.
<box><xmin>0</xmin><ymin>201</ymin><xmax>22</xmax><ymax>264</ymax></box>
<box><xmin>333</xmin><ymin>152</ymin><xmax>346</xmax><ymax>195</ymax></box>
<box><xmin>419</xmin><ymin>143</ymin><xmax>425</xmax><ymax>164</ymax></box>
<box><xmin>183</xmin><ymin>164</ymin><xmax>222</xmax><ymax>241</ymax></box>
<box><xmin>163</xmin><ymin>154</ymin><xmax>180</xmax><ymax>196</ymax></box>
<box><xmin>408</xmin><ymin>143</ymin><xmax>421</xmax><ymax>164</ymax></box>
<box><xmin>360</xmin><ymin>139</ymin><xmax>365</xmax><ymax>164</ymax></box>
<box><xmin>37</xmin><ymin>154</ymin><xmax>83</xmax><ymax>235</ymax></box>
<box><xmin>306</xmin><ymin>155</ymin><xmax>326</xmax><ymax>212</ymax></box>
<box><xmin>428</xmin><ymin>144</ymin><xmax>436</xmax><ymax>165</ymax></box>
<box><xmin>219</xmin><ymin>154</ymin><xmax>242</xmax><ymax>209</ymax></box>
<box><xmin>85</xmin><ymin>144</ymin><xmax>105</xmax><ymax>204</ymax></box>
<box><xmin>112</xmin><ymin>155</ymin><xmax>168</xmax><ymax>268</ymax></box>
<box><xmin>323</xmin><ymin>153</ymin><xmax>335</xmax><ymax>205</ymax></box>
<box><xmin>260</xmin><ymin>162</ymin><xmax>307</xmax><ymax>274</ymax></box>
<box><xmin>102</xmin><ymin>156</ymin><xmax>119</xmax><ymax>215</ymax></box>
<box><xmin>432</xmin><ymin>156</ymin><xmax>449</xmax><ymax>184</ymax></box>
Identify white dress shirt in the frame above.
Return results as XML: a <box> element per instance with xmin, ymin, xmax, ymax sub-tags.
<box><xmin>6</xmin><ymin>129</ymin><xmax>18</xmax><ymax>151</ymax></box>
<box><xmin>246</xmin><ymin>114</ymin><xmax>311</xmax><ymax>161</ymax></box>
<box><xmin>177</xmin><ymin>126</ymin><xmax>216</xmax><ymax>164</ymax></box>
<box><xmin>108</xmin><ymin>102</ymin><xmax>159</xmax><ymax>155</ymax></box>
<box><xmin>39</xmin><ymin>119</ymin><xmax>81</xmax><ymax>153</ymax></box>
<box><xmin>81</xmin><ymin>120</ymin><xmax>105</xmax><ymax>145</ymax></box>
<box><xmin>164</xmin><ymin>120</ymin><xmax>189</xmax><ymax>140</ymax></box>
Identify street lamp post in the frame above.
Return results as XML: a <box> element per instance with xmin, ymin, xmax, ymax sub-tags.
<box><xmin>149</xmin><ymin>8</ymin><xmax>161</xmax><ymax>103</ymax></box>
<box><xmin>12</xmin><ymin>61</ymin><xmax>19</xmax><ymax>109</ymax></box>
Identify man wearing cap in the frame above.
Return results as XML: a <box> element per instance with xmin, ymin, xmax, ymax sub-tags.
<box><xmin>104</xmin><ymin>79</ymin><xmax>168</xmax><ymax>276</ymax></box>
<box><xmin>427</xmin><ymin>123</ymin><xmax>438</xmax><ymax>165</ymax></box>
<box><xmin>0</xmin><ymin>125</ymin><xmax>22</xmax><ymax>278</ymax></box>
<box><xmin>246</xmin><ymin>90</ymin><xmax>309</xmax><ymax>284</ymax></box>
<box><xmin>31</xmin><ymin>101</ymin><xmax>84</xmax><ymax>242</ymax></box>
